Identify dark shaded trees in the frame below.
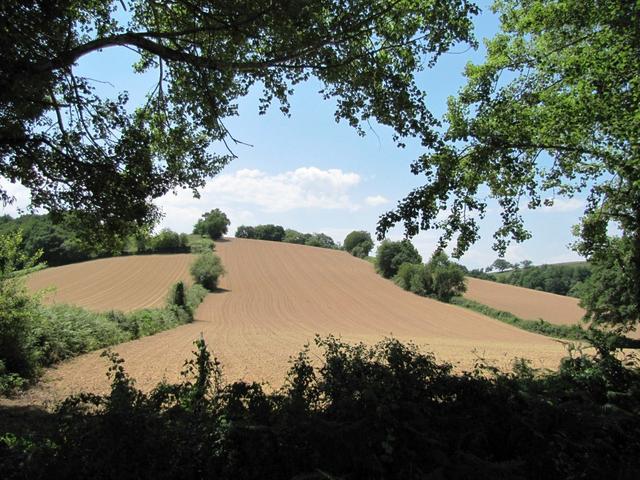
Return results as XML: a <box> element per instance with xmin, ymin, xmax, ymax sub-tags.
<box><xmin>378</xmin><ymin>0</ymin><xmax>640</xmax><ymax>331</ymax></box>
<box><xmin>1</xmin><ymin>0</ymin><xmax>478</xmax><ymax>242</ymax></box>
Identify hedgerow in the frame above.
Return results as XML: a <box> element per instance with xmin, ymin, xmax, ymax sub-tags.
<box><xmin>1</xmin><ymin>336</ymin><xmax>639</xmax><ymax>479</ymax></box>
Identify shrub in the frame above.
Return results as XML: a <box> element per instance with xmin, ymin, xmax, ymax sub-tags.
<box><xmin>253</xmin><ymin>224</ymin><xmax>285</xmax><ymax>241</ymax></box>
<box><xmin>150</xmin><ymin>229</ymin><xmax>189</xmax><ymax>253</ymax></box>
<box><xmin>185</xmin><ymin>284</ymin><xmax>209</xmax><ymax>313</ymax></box>
<box><xmin>305</xmin><ymin>232</ymin><xmax>336</xmax><ymax>249</ymax></box>
<box><xmin>344</xmin><ymin>230</ymin><xmax>374</xmax><ymax>258</ymax></box>
<box><xmin>193</xmin><ymin>209</ymin><xmax>230</xmax><ymax>240</ymax></box>
<box><xmin>3</xmin><ymin>336</ymin><xmax>640</xmax><ymax>479</ymax></box>
<box><xmin>167</xmin><ymin>281</ymin><xmax>187</xmax><ymax>308</ymax></box>
<box><xmin>283</xmin><ymin>229</ymin><xmax>309</xmax><ymax>244</ymax></box>
<box><xmin>190</xmin><ymin>252</ymin><xmax>225</xmax><ymax>291</ymax></box>
<box><xmin>428</xmin><ymin>252</ymin><xmax>466</xmax><ymax>302</ymax></box>
<box><xmin>375</xmin><ymin>239</ymin><xmax>422</xmax><ymax>278</ymax></box>
<box><xmin>235</xmin><ymin>225</ymin><xmax>256</xmax><ymax>238</ymax></box>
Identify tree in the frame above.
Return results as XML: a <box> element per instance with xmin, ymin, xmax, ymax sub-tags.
<box><xmin>490</xmin><ymin>259</ymin><xmax>512</xmax><ymax>273</ymax></box>
<box><xmin>193</xmin><ymin>209</ymin><xmax>230</xmax><ymax>240</ymax></box>
<box><xmin>1</xmin><ymin>0</ymin><xmax>478</xmax><ymax>241</ymax></box>
<box><xmin>305</xmin><ymin>233</ymin><xmax>336</xmax><ymax>249</ymax></box>
<box><xmin>427</xmin><ymin>252</ymin><xmax>466</xmax><ymax>302</ymax></box>
<box><xmin>150</xmin><ymin>228</ymin><xmax>188</xmax><ymax>253</ymax></box>
<box><xmin>375</xmin><ymin>240</ymin><xmax>422</xmax><ymax>279</ymax></box>
<box><xmin>520</xmin><ymin>260</ymin><xmax>533</xmax><ymax>269</ymax></box>
<box><xmin>235</xmin><ymin>226</ymin><xmax>255</xmax><ymax>239</ymax></box>
<box><xmin>377</xmin><ymin>0</ymin><xmax>640</xmax><ymax>329</ymax></box>
<box><xmin>283</xmin><ymin>229</ymin><xmax>310</xmax><ymax>245</ymax></box>
<box><xmin>343</xmin><ymin>230</ymin><xmax>374</xmax><ymax>258</ymax></box>
<box><xmin>253</xmin><ymin>225</ymin><xmax>285</xmax><ymax>242</ymax></box>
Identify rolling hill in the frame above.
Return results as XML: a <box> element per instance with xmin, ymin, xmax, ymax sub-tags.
<box><xmin>19</xmin><ymin>238</ymin><xmax>568</xmax><ymax>404</ymax></box>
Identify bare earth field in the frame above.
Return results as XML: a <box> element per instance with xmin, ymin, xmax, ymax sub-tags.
<box><xmin>13</xmin><ymin>239</ymin><xmax>569</xmax><ymax>406</ymax></box>
<box><xmin>464</xmin><ymin>277</ymin><xmax>585</xmax><ymax>325</ymax></box>
<box><xmin>27</xmin><ymin>254</ymin><xmax>194</xmax><ymax>312</ymax></box>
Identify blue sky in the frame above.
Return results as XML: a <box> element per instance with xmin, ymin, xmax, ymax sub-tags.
<box><xmin>1</xmin><ymin>1</ymin><xmax>585</xmax><ymax>268</ymax></box>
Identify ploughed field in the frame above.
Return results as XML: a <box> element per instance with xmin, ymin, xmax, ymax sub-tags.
<box><xmin>20</xmin><ymin>239</ymin><xmax>569</xmax><ymax>404</ymax></box>
<box><xmin>464</xmin><ymin>277</ymin><xmax>586</xmax><ymax>326</ymax></box>
<box><xmin>27</xmin><ymin>254</ymin><xmax>194</xmax><ymax>312</ymax></box>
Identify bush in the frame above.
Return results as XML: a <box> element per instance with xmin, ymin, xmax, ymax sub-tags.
<box><xmin>428</xmin><ymin>252</ymin><xmax>466</xmax><ymax>302</ymax></box>
<box><xmin>283</xmin><ymin>229</ymin><xmax>309</xmax><ymax>244</ymax></box>
<box><xmin>235</xmin><ymin>225</ymin><xmax>256</xmax><ymax>238</ymax></box>
<box><xmin>343</xmin><ymin>230</ymin><xmax>374</xmax><ymax>258</ymax></box>
<box><xmin>190</xmin><ymin>252</ymin><xmax>225</xmax><ymax>291</ymax></box>
<box><xmin>375</xmin><ymin>239</ymin><xmax>422</xmax><ymax>278</ymax></box>
<box><xmin>167</xmin><ymin>281</ymin><xmax>187</xmax><ymax>308</ymax></box>
<box><xmin>150</xmin><ymin>229</ymin><xmax>189</xmax><ymax>253</ymax></box>
<box><xmin>3</xmin><ymin>336</ymin><xmax>639</xmax><ymax>479</ymax></box>
<box><xmin>193</xmin><ymin>209</ymin><xmax>230</xmax><ymax>240</ymax></box>
<box><xmin>305</xmin><ymin>232</ymin><xmax>336</xmax><ymax>249</ymax></box>
<box><xmin>253</xmin><ymin>224</ymin><xmax>285</xmax><ymax>241</ymax></box>
<box><xmin>185</xmin><ymin>284</ymin><xmax>209</xmax><ymax>313</ymax></box>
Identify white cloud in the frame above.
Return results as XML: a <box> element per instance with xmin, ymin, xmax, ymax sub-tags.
<box><xmin>540</xmin><ymin>197</ymin><xmax>585</xmax><ymax>213</ymax></box>
<box><xmin>0</xmin><ymin>180</ymin><xmax>33</xmax><ymax>216</ymax></box>
<box><xmin>155</xmin><ymin>166</ymin><xmax>363</xmax><ymax>233</ymax></box>
<box><xmin>364</xmin><ymin>195</ymin><xmax>389</xmax><ymax>207</ymax></box>
<box><xmin>199</xmin><ymin>167</ymin><xmax>361</xmax><ymax>213</ymax></box>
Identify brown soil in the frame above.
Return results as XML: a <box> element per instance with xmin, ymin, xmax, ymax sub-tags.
<box><xmin>27</xmin><ymin>254</ymin><xmax>194</xmax><ymax>312</ymax></box>
<box><xmin>464</xmin><ymin>277</ymin><xmax>586</xmax><ymax>325</ymax></box>
<box><xmin>10</xmin><ymin>239</ymin><xmax>569</xmax><ymax>406</ymax></box>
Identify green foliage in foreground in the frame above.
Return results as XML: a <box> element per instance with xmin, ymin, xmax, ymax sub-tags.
<box><xmin>2</xmin><ymin>336</ymin><xmax>639</xmax><ymax>479</ymax></box>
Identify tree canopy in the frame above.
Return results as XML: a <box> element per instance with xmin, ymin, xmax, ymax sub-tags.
<box><xmin>343</xmin><ymin>230</ymin><xmax>374</xmax><ymax>258</ymax></box>
<box><xmin>1</xmin><ymin>0</ymin><xmax>477</xmax><ymax>241</ymax></box>
<box><xmin>193</xmin><ymin>209</ymin><xmax>230</xmax><ymax>240</ymax></box>
<box><xmin>378</xmin><ymin>0</ymin><xmax>640</xmax><ymax>330</ymax></box>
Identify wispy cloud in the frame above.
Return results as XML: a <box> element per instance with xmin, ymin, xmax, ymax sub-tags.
<box><xmin>364</xmin><ymin>195</ymin><xmax>389</xmax><ymax>207</ymax></box>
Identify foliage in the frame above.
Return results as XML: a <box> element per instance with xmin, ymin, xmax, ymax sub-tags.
<box><xmin>235</xmin><ymin>224</ymin><xmax>285</xmax><ymax>242</ymax></box>
<box><xmin>0</xmin><ymin>231</ymin><xmax>44</xmax><ymax>386</ymax></box>
<box><xmin>304</xmin><ymin>233</ymin><xmax>337</xmax><ymax>249</ymax></box>
<box><xmin>343</xmin><ymin>230</ymin><xmax>374</xmax><ymax>258</ymax></box>
<box><xmin>429</xmin><ymin>252</ymin><xmax>466</xmax><ymax>302</ymax></box>
<box><xmin>394</xmin><ymin>252</ymin><xmax>465</xmax><ymax>302</ymax></box>
<box><xmin>0</xmin><ymin>232</ymin><xmax>209</xmax><ymax>395</ymax></box>
<box><xmin>0</xmin><ymin>214</ymin><xmax>101</xmax><ymax>266</ymax></box>
<box><xmin>487</xmin><ymin>258</ymin><xmax>512</xmax><ymax>273</ymax></box>
<box><xmin>2</xmin><ymin>336</ymin><xmax>640</xmax><ymax>479</ymax></box>
<box><xmin>574</xmin><ymin>237</ymin><xmax>638</xmax><ymax>333</ymax></box>
<box><xmin>186</xmin><ymin>234</ymin><xmax>215</xmax><ymax>254</ymax></box>
<box><xmin>375</xmin><ymin>240</ymin><xmax>422</xmax><ymax>279</ymax></box>
<box><xmin>184</xmin><ymin>284</ymin><xmax>209</xmax><ymax>314</ymax></box>
<box><xmin>377</xmin><ymin>0</ymin><xmax>640</xmax><ymax>329</ymax></box>
<box><xmin>1</xmin><ymin>0</ymin><xmax>478</xmax><ymax>242</ymax></box>
<box><xmin>282</xmin><ymin>229</ymin><xmax>310</xmax><ymax>245</ymax></box>
<box><xmin>495</xmin><ymin>262</ymin><xmax>592</xmax><ymax>297</ymax></box>
<box><xmin>193</xmin><ymin>209</ymin><xmax>230</xmax><ymax>240</ymax></box>
<box><xmin>190</xmin><ymin>252</ymin><xmax>225</xmax><ymax>291</ymax></box>
<box><xmin>167</xmin><ymin>281</ymin><xmax>186</xmax><ymax>309</ymax></box>
<box><xmin>146</xmin><ymin>229</ymin><xmax>189</xmax><ymax>253</ymax></box>
<box><xmin>234</xmin><ymin>225</ymin><xmax>256</xmax><ymax>239</ymax></box>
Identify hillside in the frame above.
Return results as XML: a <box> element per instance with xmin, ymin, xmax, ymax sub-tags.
<box><xmin>16</xmin><ymin>238</ymin><xmax>567</xmax><ymax>404</ymax></box>
<box><xmin>27</xmin><ymin>254</ymin><xmax>194</xmax><ymax>312</ymax></box>
<box><xmin>464</xmin><ymin>277</ymin><xmax>585</xmax><ymax>326</ymax></box>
